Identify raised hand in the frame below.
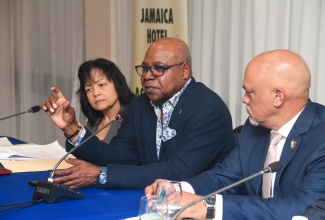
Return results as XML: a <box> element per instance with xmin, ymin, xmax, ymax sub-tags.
<box><xmin>41</xmin><ymin>86</ymin><xmax>77</xmax><ymax>131</ymax></box>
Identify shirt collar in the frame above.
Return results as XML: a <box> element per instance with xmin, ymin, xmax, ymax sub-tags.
<box><xmin>277</xmin><ymin>107</ymin><xmax>305</xmax><ymax>138</ymax></box>
<box><xmin>150</xmin><ymin>78</ymin><xmax>192</xmax><ymax>108</ymax></box>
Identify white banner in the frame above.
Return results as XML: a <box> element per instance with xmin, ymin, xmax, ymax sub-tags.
<box><xmin>132</xmin><ymin>0</ymin><xmax>188</xmax><ymax>95</ymax></box>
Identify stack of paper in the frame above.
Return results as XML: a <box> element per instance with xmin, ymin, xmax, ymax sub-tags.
<box><xmin>0</xmin><ymin>139</ymin><xmax>67</xmax><ymax>160</ymax></box>
<box><xmin>0</xmin><ymin>137</ymin><xmax>12</xmax><ymax>146</ymax></box>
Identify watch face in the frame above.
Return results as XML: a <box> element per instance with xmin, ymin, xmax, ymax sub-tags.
<box><xmin>98</xmin><ymin>173</ymin><xmax>107</xmax><ymax>184</ymax></box>
<box><xmin>205</xmin><ymin>196</ymin><xmax>216</xmax><ymax>206</ymax></box>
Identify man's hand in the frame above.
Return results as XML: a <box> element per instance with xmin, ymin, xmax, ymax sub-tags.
<box><xmin>145</xmin><ymin>179</ymin><xmax>208</xmax><ymax>220</ymax></box>
<box><xmin>52</xmin><ymin>158</ymin><xmax>100</xmax><ymax>189</ymax></box>
<box><xmin>41</xmin><ymin>86</ymin><xmax>77</xmax><ymax>131</ymax></box>
<box><xmin>145</xmin><ymin>178</ymin><xmax>169</xmax><ymax>197</ymax></box>
<box><xmin>177</xmin><ymin>192</ymin><xmax>207</xmax><ymax>220</ymax></box>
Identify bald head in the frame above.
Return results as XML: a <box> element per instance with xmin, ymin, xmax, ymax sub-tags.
<box><xmin>146</xmin><ymin>37</ymin><xmax>192</xmax><ymax>65</ymax></box>
<box><xmin>251</xmin><ymin>49</ymin><xmax>310</xmax><ymax>95</ymax></box>
<box><xmin>242</xmin><ymin>49</ymin><xmax>311</xmax><ymax>129</ymax></box>
<box><xmin>140</xmin><ymin>37</ymin><xmax>192</xmax><ymax>104</ymax></box>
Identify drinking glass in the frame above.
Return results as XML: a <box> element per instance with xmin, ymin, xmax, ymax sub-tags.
<box><xmin>138</xmin><ymin>196</ymin><xmax>163</xmax><ymax>220</ymax></box>
<box><xmin>154</xmin><ymin>181</ymin><xmax>182</xmax><ymax>220</ymax></box>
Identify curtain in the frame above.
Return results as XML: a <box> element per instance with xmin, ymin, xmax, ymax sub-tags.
<box><xmin>188</xmin><ymin>0</ymin><xmax>325</xmax><ymax>127</ymax></box>
<box><xmin>0</xmin><ymin>0</ymin><xmax>324</xmax><ymax>145</ymax></box>
<box><xmin>0</xmin><ymin>0</ymin><xmax>85</xmax><ymax>146</ymax></box>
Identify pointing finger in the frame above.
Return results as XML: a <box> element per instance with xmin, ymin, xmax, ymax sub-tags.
<box><xmin>51</xmin><ymin>86</ymin><xmax>67</xmax><ymax>100</ymax></box>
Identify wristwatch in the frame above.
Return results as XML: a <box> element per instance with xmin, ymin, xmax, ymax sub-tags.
<box><xmin>97</xmin><ymin>167</ymin><xmax>107</xmax><ymax>185</ymax></box>
<box><xmin>204</xmin><ymin>195</ymin><xmax>216</xmax><ymax>219</ymax></box>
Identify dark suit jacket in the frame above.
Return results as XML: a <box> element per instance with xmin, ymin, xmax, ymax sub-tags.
<box><xmin>187</xmin><ymin>99</ymin><xmax>325</xmax><ymax>219</ymax></box>
<box><xmin>304</xmin><ymin>195</ymin><xmax>325</xmax><ymax>220</ymax></box>
<box><xmin>66</xmin><ymin>78</ymin><xmax>236</xmax><ymax>189</ymax></box>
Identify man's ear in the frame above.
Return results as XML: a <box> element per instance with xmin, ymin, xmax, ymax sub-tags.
<box><xmin>181</xmin><ymin>62</ymin><xmax>191</xmax><ymax>80</ymax></box>
<box><xmin>274</xmin><ymin>88</ymin><xmax>285</xmax><ymax>107</ymax></box>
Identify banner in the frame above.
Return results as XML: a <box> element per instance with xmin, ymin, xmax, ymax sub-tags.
<box><xmin>132</xmin><ymin>0</ymin><xmax>188</xmax><ymax>95</ymax></box>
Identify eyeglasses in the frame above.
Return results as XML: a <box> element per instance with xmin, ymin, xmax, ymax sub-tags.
<box><xmin>134</xmin><ymin>62</ymin><xmax>184</xmax><ymax>77</ymax></box>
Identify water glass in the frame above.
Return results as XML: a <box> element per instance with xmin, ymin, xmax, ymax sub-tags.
<box><xmin>155</xmin><ymin>181</ymin><xmax>182</xmax><ymax>220</ymax></box>
<box><xmin>138</xmin><ymin>196</ymin><xmax>163</xmax><ymax>220</ymax></box>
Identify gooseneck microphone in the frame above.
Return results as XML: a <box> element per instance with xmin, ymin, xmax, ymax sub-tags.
<box><xmin>0</xmin><ymin>106</ymin><xmax>41</xmax><ymax>121</ymax></box>
<box><xmin>32</xmin><ymin>109</ymin><xmax>126</xmax><ymax>204</ymax></box>
<box><xmin>171</xmin><ymin>161</ymin><xmax>283</xmax><ymax>220</ymax></box>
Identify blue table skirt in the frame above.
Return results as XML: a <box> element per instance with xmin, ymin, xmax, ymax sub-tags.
<box><xmin>0</xmin><ymin>171</ymin><xmax>144</xmax><ymax>219</ymax></box>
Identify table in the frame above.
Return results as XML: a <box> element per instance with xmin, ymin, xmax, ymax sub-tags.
<box><xmin>0</xmin><ymin>170</ymin><xmax>144</xmax><ymax>219</ymax></box>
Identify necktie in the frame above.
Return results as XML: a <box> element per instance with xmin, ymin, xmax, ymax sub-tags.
<box><xmin>262</xmin><ymin>131</ymin><xmax>283</xmax><ymax>198</ymax></box>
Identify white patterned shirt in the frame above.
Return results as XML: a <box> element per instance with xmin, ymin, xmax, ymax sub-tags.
<box><xmin>150</xmin><ymin>78</ymin><xmax>191</xmax><ymax>158</ymax></box>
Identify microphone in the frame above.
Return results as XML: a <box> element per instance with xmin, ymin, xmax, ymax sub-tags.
<box><xmin>0</xmin><ymin>106</ymin><xmax>41</xmax><ymax>121</ymax></box>
<box><xmin>32</xmin><ymin>109</ymin><xmax>126</xmax><ymax>204</ymax></box>
<box><xmin>171</xmin><ymin>161</ymin><xmax>283</xmax><ymax>220</ymax></box>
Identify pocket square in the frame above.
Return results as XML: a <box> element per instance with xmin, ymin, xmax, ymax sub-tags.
<box><xmin>162</xmin><ymin>127</ymin><xmax>177</xmax><ymax>142</ymax></box>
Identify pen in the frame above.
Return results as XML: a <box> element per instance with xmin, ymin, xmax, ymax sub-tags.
<box><xmin>158</xmin><ymin>189</ymin><xmax>166</xmax><ymax>201</ymax></box>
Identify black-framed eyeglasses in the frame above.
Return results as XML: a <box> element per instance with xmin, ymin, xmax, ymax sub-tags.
<box><xmin>134</xmin><ymin>62</ymin><xmax>184</xmax><ymax>77</ymax></box>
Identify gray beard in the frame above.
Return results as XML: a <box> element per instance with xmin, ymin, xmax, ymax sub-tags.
<box><xmin>249</xmin><ymin>116</ymin><xmax>259</xmax><ymax>126</ymax></box>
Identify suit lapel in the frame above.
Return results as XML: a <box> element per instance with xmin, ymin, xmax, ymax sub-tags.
<box><xmin>274</xmin><ymin>100</ymin><xmax>315</xmax><ymax>196</ymax></box>
<box><xmin>144</xmin><ymin>98</ymin><xmax>160</xmax><ymax>161</ymax></box>
<box><xmin>278</xmin><ymin>132</ymin><xmax>301</xmax><ymax>173</ymax></box>
<box><xmin>168</xmin><ymin>78</ymin><xmax>194</xmax><ymax>128</ymax></box>
<box><xmin>159</xmin><ymin>78</ymin><xmax>195</xmax><ymax>159</ymax></box>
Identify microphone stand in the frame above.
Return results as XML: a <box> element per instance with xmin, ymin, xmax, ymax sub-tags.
<box><xmin>171</xmin><ymin>161</ymin><xmax>282</xmax><ymax>220</ymax></box>
<box><xmin>0</xmin><ymin>106</ymin><xmax>41</xmax><ymax>121</ymax></box>
<box><xmin>32</xmin><ymin>110</ymin><xmax>125</xmax><ymax>203</ymax></box>
<box><xmin>48</xmin><ymin>113</ymin><xmax>122</xmax><ymax>182</ymax></box>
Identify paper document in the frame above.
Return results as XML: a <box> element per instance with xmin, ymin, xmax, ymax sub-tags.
<box><xmin>0</xmin><ymin>158</ymin><xmax>73</xmax><ymax>172</ymax></box>
<box><xmin>0</xmin><ymin>137</ymin><xmax>13</xmax><ymax>146</ymax></box>
<box><xmin>0</xmin><ymin>141</ymin><xmax>67</xmax><ymax>160</ymax></box>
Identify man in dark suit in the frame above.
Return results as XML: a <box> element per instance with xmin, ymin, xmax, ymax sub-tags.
<box><xmin>41</xmin><ymin>37</ymin><xmax>235</xmax><ymax>189</ymax></box>
<box><xmin>303</xmin><ymin>196</ymin><xmax>325</xmax><ymax>219</ymax></box>
<box><xmin>146</xmin><ymin>49</ymin><xmax>325</xmax><ymax>219</ymax></box>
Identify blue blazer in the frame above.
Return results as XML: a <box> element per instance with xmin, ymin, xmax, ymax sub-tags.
<box><xmin>304</xmin><ymin>195</ymin><xmax>325</xmax><ymax>220</ymax></box>
<box><xmin>187</xmin><ymin>99</ymin><xmax>325</xmax><ymax>219</ymax></box>
<box><xmin>66</xmin><ymin>78</ymin><xmax>236</xmax><ymax>189</ymax></box>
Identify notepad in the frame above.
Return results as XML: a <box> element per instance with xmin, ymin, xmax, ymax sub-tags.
<box><xmin>0</xmin><ymin>158</ymin><xmax>73</xmax><ymax>172</ymax></box>
<box><xmin>0</xmin><ymin>141</ymin><xmax>67</xmax><ymax>160</ymax></box>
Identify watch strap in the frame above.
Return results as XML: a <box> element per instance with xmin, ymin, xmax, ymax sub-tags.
<box><xmin>206</xmin><ymin>206</ymin><xmax>215</xmax><ymax>219</ymax></box>
<box><xmin>204</xmin><ymin>195</ymin><xmax>216</xmax><ymax>219</ymax></box>
<box><xmin>100</xmin><ymin>166</ymin><xmax>107</xmax><ymax>173</ymax></box>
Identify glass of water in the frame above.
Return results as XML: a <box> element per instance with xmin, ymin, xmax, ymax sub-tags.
<box><xmin>154</xmin><ymin>181</ymin><xmax>182</xmax><ymax>220</ymax></box>
<box><xmin>138</xmin><ymin>196</ymin><xmax>163</xmax><ymax>220</ymax></box>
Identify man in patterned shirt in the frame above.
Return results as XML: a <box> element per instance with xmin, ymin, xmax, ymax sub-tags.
<box><xmin>41</xmin><ymin>37</ymin><xmax>236</xmax><ymax>189</ymax></box>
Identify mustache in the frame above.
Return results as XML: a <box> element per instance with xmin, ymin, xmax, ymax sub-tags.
<box><xmin>246</xmin><ymin>105</ymin><xmax>259</xmax><ymax>126</ymax></box>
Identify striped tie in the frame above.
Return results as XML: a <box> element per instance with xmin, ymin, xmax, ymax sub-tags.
<box><xmin>262</xmin><ymin>131</ymin><xmax>283</xmax><ymax>198</ymax></box>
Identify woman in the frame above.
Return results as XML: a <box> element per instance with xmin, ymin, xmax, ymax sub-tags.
<box><xmin>42</xmin><ymin>58</ymin><xmax>134</xmax><ymax>144</ymax></box>
<box><xmin>77</xmin><ymin>58</ymin><xmax>134</xmax><ymax>143</ymax></box>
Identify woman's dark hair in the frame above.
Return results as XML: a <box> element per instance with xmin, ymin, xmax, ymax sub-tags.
<box><xmin>76</xmin><ymin>58</ymin><xmax>135</xmax><ymax>126</ymax></box>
